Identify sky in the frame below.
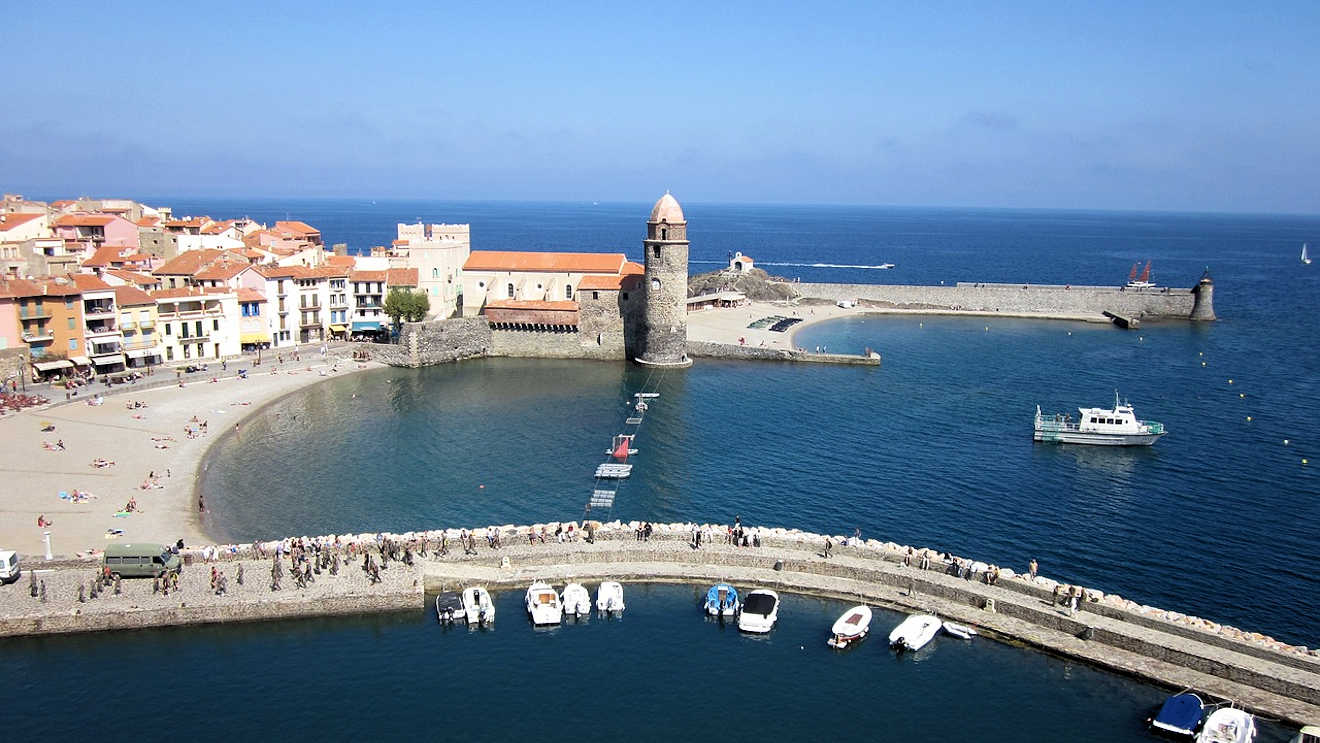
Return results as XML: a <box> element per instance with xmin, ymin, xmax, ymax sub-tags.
<box><xmin>4</xmin><ymin>1</ymin><xmax>1318</xmax><ymax>213</ymax></box>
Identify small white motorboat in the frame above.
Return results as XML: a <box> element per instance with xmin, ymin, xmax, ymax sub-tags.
<box><xmin>525</xmin><ymin>582</ymin><xmax>563</xmax><ymax>625</ymax></box>
<box><xmin>737</xmin><ymin>589</ymin><xmax>779</xmax><ymax>633</ymax></box>
<box><xmin>596</xmin><ymin>581</ymin><xmax>625</xmax><ymax>614</ymax></box>
<box><xmin>1149</xmin><ymin>692</ymin><xmax>1205</xmax><ymax>738</ymax></box>
<box><xmin>561</xmin><ymin>582</ymin><xmax>591</xmax><ymax>617</ymax></box>
<box><xmin>704</xmin><ymin>583</ymin><xmax>740</xmax><ymax>617</ymax></box>
<box><xmin>827</xmin><ymin>605</ymin><xmax>872</xmax><ymax>648</ymax></box>
<box><xmin>942</xmin><ymin>620</ymin><xmax>977</xmax><ymax>640</ymax></box>
<box><xmin>435</xmin><ymin>591</ymin><xmax>464</xmax><ymax>623</ymax></box>
<box><xmin>1196</xmin><ymin>707</ymin><xmax>1256</xmax><ymax>743</ymax></box>
<box><xmin>1291</xmin><ymin>725</ymin><xmax>1320</xmax><ymax>743</ymax></box>
<box><xmin>461</xmin><ymin>586</ymin><xmax>495</xmax><ymax>625</ymax></box>
<box><xmin>888</xmin><ymin>613</ymin><xmax>941</xmax><ymax>652</ymax></box>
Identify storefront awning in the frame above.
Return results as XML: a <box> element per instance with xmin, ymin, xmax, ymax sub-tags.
<box><xmin>33</xmin><ymin>360</ymin><xmax>73</xmax><ymax>372</ymax></box>
<box><xmin>351</xmin><ymin>321</ymin><xmax>381</xmax><ymax>331</ymax></box>
<box><xmin>329</xmin><ymin>324</ymin><xmax>347</xmax><ymax>332</ymax></box>
<box><xmin>92</xmin><ymin>354</ymin><xmax>126</xmax><ymax>366</ymax></box>
<box><xmin>239</xmin><ymin>332</ymin><xmax>270</xmax><ymax>344</ymax></box>
<box><xmin>69</xmin><ymin>355</ymin><xmax>92</xmax><ymax>366</ymax></box>
<box><xmin>125</xmin><ymin>348</ymin><xmax>160</xmax><ymax>359</ymax></box>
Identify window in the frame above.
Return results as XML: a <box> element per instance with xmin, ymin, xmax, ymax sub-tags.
<box><xmin>653</xmin><ymin>246</ymin><xmax>661</xmax><ymax>258</ymax></box>
<box><xmin>67</xmin><ymin>317</ymin><xmax>75</xmax><ymax>330</ymax></box>
<box><xmin>195</xmin><ymin>321</ymin><xmax>202</xmax><ymax>336</ymax></box>
<box><xmin>507</xmin><ymin>283</ymin><xmax>514</xmax><ymax>299</ymax></box>
<box><xmin>621</xmin><ymin>292</ymin><xmax>629</xmax><ymax>300</ymax></box>
<box><xmin>68</xmin><ymin>338</ymin><xmax>78</xmax><ymax>351</ymax></box>
<box><xmin>213</xmin><ymin>319</ymin><xmax>219</xmax><ymax>331</ymax></box>
<box><xmin>432</xmin><ymin>268</ymin><xmax>439</xmax><ymax>278</ymax></box>
<box><xmin>65</xmin><ymin>298</ymin><xmax>74</xmax><ymax>309</ymax></box>
<box><xmin>661</xmin><ymin>228</ymin><xmax>667</xmax><ymax>240</ymax></box>
<box><xmin>651</xmin><ymin>278</ymin><xmax>660</xmax><ymax>291</ymax></box>
<box><xmin>165</xmin><ymin>323</ymin><xmax>172</xmax><ymax>336</ymax></box>
<box><xmin>565</xmin><ymin>285</ymin><xmax>573</xmax><ymax>300</ymax></box>
<box><xmin>592</xmin><ymin>291</ymin><xmax>599</xmax><ymax>300</ymax></box>
<box><xmin>166</xmin><ymin>346</ymin><xmax>174</xmax><ymax>361</ymax></box>
<box><xmin>478</xmin><ymin>281</ymin><xmax>485</xmax><ymax>288</ymax></box>
<box><xmin>183</xmin><ymin>344</ymin><xmax>191</xmax><ymax>359</ymax></box>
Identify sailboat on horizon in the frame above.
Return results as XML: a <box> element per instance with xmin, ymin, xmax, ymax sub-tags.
<box><xmin>1126</xmin><ymin>260</ymin><xmax>1155</xmax><ymax>288</ymax></box>
<box><xmin>1303</xmin><ymin>243</ymin><xmax>1312</xmax><ymax>265</ymax></box>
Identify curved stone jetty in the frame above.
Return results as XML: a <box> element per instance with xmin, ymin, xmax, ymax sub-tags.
<box><xmin>1</xmin><ymin>520</ymin><xmax>1315</xmax><ymax>726</ymax></box>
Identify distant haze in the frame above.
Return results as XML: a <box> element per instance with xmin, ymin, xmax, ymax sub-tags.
<box><xmin>4</xmin><ymin>1</ymin><xmax>1318</xmax><ymax>214</ymax></box>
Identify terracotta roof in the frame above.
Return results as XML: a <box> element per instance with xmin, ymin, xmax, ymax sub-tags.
<box><xmin>350</xmin><ymin>270</ymin><xmax>387</xmax><ymax>282</ymax></box>
<box><xmin>622</xmin><ymin>261</ymin><xmax>644</xmax><ymax>274</ymax></box>
<box><xmin>386</xmin><ymin>267</ymin><xmax>418</xmax><ymax>287</ymax></box>
<box><xmin>163</xmin><ymin>217</ymin><xmax>207</xmax><ymax>229</ymax></box>
<box><xmin>82</xmin><ymin>245</ymin><xmax>127</xmax><ymax>267</ymax></box>
<box><xmin>236</xmin><ymin>288</ymin><xmax>267</xmax><ymax>303</ymax></box>
<box><xmin>200</xmin><ymin>220</ymin><xmax>235</xmax><ymax>235</ymax></box>
<box><xmin>112</xmin><ymin>285</ymin><xmax>155</xmax><ymax>306</ymax></box>
<box><xmin>6</xmin><ymin>277</ymin><xmax>82</xmax><ymax>297</ymax></box>
<box><xmin>193</xmin><ymin>261</ymin><xmax>252</xmax><ymax>281</ymax></box>
<box><xmin>463</xmin><ymin>251</ymin><xmax>626</xmax><ymax>273</ymax></box>
<box><xmin>274</xmin><ymin>220</ymin><xmax>319</xmax><ymax>236</ymax></box>
<box><xmin>135</xmin><ymin>216</ymin><xmax>160</xmax><ymax>228</ymax></box>
<box><xmin>484</xmin><ymin>299</ymin><xmax>579</xmax><ymax>311</ymax></box>
<box><xmin>54</xmin><ymin>214</ymin><xmax>116</xmax><ymax>227</ymax></box>
<box><xmin>649</xmin><ymin>192</ymin><xmax>685</xmax><ymax>223</ymax></box>
<box><xmin>67</xmin><ymin>273</ymin><xmax>113</xmax><ymax>291</ymax></box>
<box><xmin>0</xmin><ymin>212</ymin><xmax>45</xmax><ymax>232</ymax></box>
<box><xmin>153</xmin><ymin>249</ymin><xmax>224</xmax><ymax>275</ymax></box>
<box><xmin>51</xmin><ymin>200</ymin><xmax>75</xmax><ymax>208</ymax></box>
<box><xmin>391</xmin><ymin>239</ymin><xmax>408</xmax><ymax>246</ymax></box>
<box><xmin>150</xmin><ymin>286</ymin><xmax>231</xmax><ymax>300</ymax></box>
<box><xmin>120</xmin><ymin>252</ymin><xmax>153</xmax><ymax>263</ymax></box>
<box><xmin>253</xmin><ymin>264</ymin><xmax>299</xmax><ymax>279</ymax></box>
<box><xmin>577</xmin><ymin>274</ymin><xmax>626</xmax><ymax>291</ymax></box>
<box><xmin>325</xmin><ymin>254</ymin><xmax>356</xmax><ymax>267</ymax></box>
<box><xmin>105</xmin><ymin>269</ymin><xmax>160</xmax><ymax>288</ymax></box>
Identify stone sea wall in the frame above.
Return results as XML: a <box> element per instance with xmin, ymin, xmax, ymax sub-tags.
<box><xmin>687</xmin><ymin>340</ymin><xmax>880</xmax><ymax>365</ymax></box>
<box><xmin>373</xmin><ymin>318</ymin><xmax>492</xmax><ymax>367</ymax></box>
<box><xmin>489</xmin><ymin>327</ymin><xmax>624</xmax><ymax>360</ymax></box>
<box><xmin>792</xmin><ymin>282</ymin><xmax>1198</xmax><ymax>318</ymax></box>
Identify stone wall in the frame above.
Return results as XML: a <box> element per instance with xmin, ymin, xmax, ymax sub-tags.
<box><xmin>687</xmin><ymin>340</ymin><xmax>880</xmax><ymax>365</ymax></box>
<box><xmin>792</xmin><ymin>282</ymin><xmax>1200</xmax><ymax>319</ymax></box>
<box><xmin>374</xmin><ymin>317</ymin><xmax>492</xmax><ymax>367</ymax></box>
<box><xmin>489</xmin><ymin>327</ymin><xmax>624</xmax><ymax>360</ymax></box>
<box><xmin>0</xmin><ymin>346</ymin><xmax>28</xmax><ymax>385</ymax></box>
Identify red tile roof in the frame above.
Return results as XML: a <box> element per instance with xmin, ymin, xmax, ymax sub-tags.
<box><xmin>236</xmin><ymin>288</ymin><xmax>267</xmax><ymax>303</ymax></box>
<box><xmin>0</xmin><ymin>212</ymin><xmax>45</xmax><ymax>232</ymax></box>
<box><xmin>54</xmin><ymin>214</ymin><xmax>116</xmax><ymax>227</ymax></box>
<box><xmin>150</xmin><ymin>286</ymin><xmax>231</xmax><ymax>300</ymax></box>
<box><xmin>200</xmin><ymin>220</ymin><xmax>235</xmax><ymax>235</ymax></box>
<box><xmin>105</xmin><ymin>269</ymin><xmax>160</xmax><ymax>288</ymax></box>
<box><xmin>193</xmin><ymin>261</ymin><xmax>252</xmax><ymax>281</ymax></box>
<box><xmin>153</xmin><ymin>249</ymin><xmax>224</xmax><ymax>275</ymax></box>
<box><xmin>5</xmin><ymin>277</ymin><xmax>82</xmax><ymax>297</ymax></box>
<box><xmin>112</xmin><ymin>285</ymin><xmax>155</xmax><ymax>306</ymax></box>
<box><xmin>326</xmin><ymin>254</ymin><xmax>356</xmax><ymax>267</ymax></box>
<box><xmin>67</xmin><ymin>273</ymin><xmax>113</xmax><ymax>291</ymax></box>
<box><xmin>274</xmin><ymin>220</ymin><xmax>319</xmax><ymax>236</ymax></box>
<box><xmin>253</xmin><ymin>264</ymin><xmax>299</xmax><ymax>279</ymax></box>
<box><xmin>463</xmin><ymin>251</ymin><xmax>626</xmax><ymax>273</ymax></box>
<box><xmin>136</xmin><ymin>216</ymin><xmax>161</xmax><ymax>228</ymax></box>
<box><xmin>350</xmin><ymin>270</ymin><xmax>387</xmax><ymax>282</ymax></box>
<box><xmin>82</xmin><ymin>245</ymin><xmax>126</xmax><ymax>268</ymax></box>
<box><xmin>386</xmin><ymin>267</ymin><xmax>418</xmax><ymax>287</ymax></box>
<box><xmin>484</xmin><ymin>299</ymin><xmax>579</xmax><ymax>311</ymax></box>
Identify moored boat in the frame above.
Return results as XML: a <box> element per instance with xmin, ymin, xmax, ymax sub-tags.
<box><xmin>435</xmin><ymin>591</ymin><xmax>464</xmax><ymax>623</ymax></box>
<box><xmin>827</xmin><ymin>605</ymin><xmax>872</xmax><ymax>648</ymax></box>
<box><xmin>596</xmin><ymin>581</ymin><xmax>625</xmax><ymax>614</ymax></box>
<box><xmin>737</xmin><ymin>589</ymin><xmax>779</xmax><ymax>633</ymax></box>
<box><xmin>1196</xmin><ymin>707</ymin><xmax>1256</xmax><ymax>743</ymax></box>
<box><xmin>704</xmin><ymin>583</ymin><xmax>740</xmax><ymax>617</ymax></box>
<box><xmin>941</xmin><ymin>620</ymin><xmax>977</xmax><ymax>640</ymax></box>
<box><xmin>1149</xmin><ymin>692</ymin><xmax>1205</xmax><ymax>737</ymax></box>
<box><xmin>1034</xmin><ymin>391</ymin><xmax>1166</xmax><ymax>446</ymax></box>
<box><xmin>888</xmin><ymin>613</ymin><xmax>941</xmax><ymax>652</ymax></box>
<box><xmin>462</xmin><ymin>586</ymin><xmax>495</xmax><ymax>625</ymax></box>
<box><xmin>1291</xmin><ymin>725</ymin><xmax>1320</xmax><ymax>743</ymax></box>
<box><xmin>561</xmin><ymin>582</ymin><xmax>591</xmax><ymax>617</ymax></box>
<box><xmin>525</xmin><ymin>582</ymin><xmax>563</xmax><ymax>625</ymax></box>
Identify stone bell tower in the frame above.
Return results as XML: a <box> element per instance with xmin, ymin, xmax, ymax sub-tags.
<box><xmin>635</xmin><ymin>191</ymin><xmax>692</xmax><ymax>367</ymax></box>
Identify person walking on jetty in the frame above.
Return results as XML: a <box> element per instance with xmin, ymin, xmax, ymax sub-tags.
<box><xmin>1028</xmin><ymin>558</ymin><xmax>1039</xmax><ymax>582</ymax></box>
<box><xmin>823</xmin><ymin>537</ymin><xmax>833</xmax><ymax>559</ymax></box>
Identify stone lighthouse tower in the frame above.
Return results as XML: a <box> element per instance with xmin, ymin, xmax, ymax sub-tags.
<box><xmin>635</xmin><ymin>191</ymin><xmax>692</xmax><ymax>367</ymax></box>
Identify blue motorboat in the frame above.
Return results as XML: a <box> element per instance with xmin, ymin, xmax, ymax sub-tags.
<box><xmin>1150</xmin><ymin>692</ymin><xmax>1205</xmax><ymax>737</ymax></box>
<box><xmin>704</xmin><ymin>583</ymin><xmax>740</xmax><ymax>617</ymax></box>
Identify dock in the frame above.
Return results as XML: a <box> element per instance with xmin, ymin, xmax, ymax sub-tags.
<box><xmin>1103</xmin><ymin>310</ymin><xmax>1140</xmax><ymax>329</ymax></box>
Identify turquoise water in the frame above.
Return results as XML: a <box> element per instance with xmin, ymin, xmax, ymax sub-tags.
<box><xmin>0</xmin><ymin>585</ymin><xmax>1296</xmax><ymax>742</ymax></box>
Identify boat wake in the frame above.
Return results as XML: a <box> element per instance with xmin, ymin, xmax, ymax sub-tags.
<box><xmin>691</xmin><ymin>260</ymin><xmax>895</xmax><ymax>269</ymax></box>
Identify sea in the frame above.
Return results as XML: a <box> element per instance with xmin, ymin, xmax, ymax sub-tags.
<box><xmin>8</xmin><ymin>200</ymin><xmax>1320</xmax><ymax>741</ymax></box>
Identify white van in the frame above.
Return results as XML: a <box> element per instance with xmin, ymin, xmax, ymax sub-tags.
<box><xmin>0</xmin><ymin>550</ymin><xmax>20</xmax><ymax>584</ymax></box>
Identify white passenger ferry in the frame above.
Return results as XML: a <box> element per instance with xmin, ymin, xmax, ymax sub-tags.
<box><xmin>1034</xmin><ymin>392</ymin><xmax>1166</xmax><ymax>446</ymax></box>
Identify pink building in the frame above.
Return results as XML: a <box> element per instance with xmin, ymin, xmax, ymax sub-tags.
<box><xmin>0</xmin><ymin>281</ymin><xmax>20</xmax><ymax>351</ymax></box>
<box><xmin>52</xmin><ymin>214</ymin><xmax>140</xmax><ymax>248</ymax></box>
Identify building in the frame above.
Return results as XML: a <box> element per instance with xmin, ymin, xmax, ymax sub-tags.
<box><xmin>69</xmin><ymin>274</ymin><xmax>125</xmax><ymax>375</ymax></box>
<box><xmin>114</xmin><ymin>285</ymin><xmax>162</xmax><ymax>368</ymax></box>
<box><xmin>7</xmin><ymin>277</ymin><xmax>86</xmax><ymax>378</ymax></box>
<box><xmin>729</xmin><ymin>251</ymin><xmax>755</xmax><ymax>273</ymax></box>
<box><xmin>392</xmin><ymin>222</ymin><xmax>470</xmax><ymax>318</ymax></box>
<box><xmin>460</xmin><ymin>251</ymin><xmax>633</xmax><ymax>318</ymax></box>
<box><xmin>236</xmin><ymin>288</ymin><xmax>269</xmax><ymax>352</ymax></box>
<box><xmin>635</xmin><ymin>192</ymin><xmax>691</xmax><ymax>367</ymax></box>
<box><xmin>152</xmin><ymin>287</ymin><xmax>240</xmax><ymax>364</ymax></box>
<box><xmin>52</xmin><ymin>214</ymin><xmax>139</xmax><ymax>248</ymax></box>
<box><xmin>349</xmin><ymin>269</ymin><xmax>387</xmax><ymax>336</ymax></box>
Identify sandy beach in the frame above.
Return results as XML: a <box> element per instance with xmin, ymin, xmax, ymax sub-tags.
<box><xmin>0</xmin><ymin>352</ymin><xmax>381</xmax><ymax>558</ymax></box>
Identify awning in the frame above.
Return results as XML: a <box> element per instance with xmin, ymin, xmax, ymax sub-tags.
<box><xmin>125</xmin><ymin>348</ymin><xmax>160</xmax><ymax>359</ymax></box>
<box><xmin>239</xmin><ymin>332</ymin><xmax>270</xmax><ymax>344</ymax></box>
<box><xmin>328</xmin><ymin>324</ymin><xmax>347</xmax><ymax>332</ymax></box>
<box><xmin>92</xmin><ymin>354</ymin><xmax>126</xmax><ymax>366</ymax></box>
<box><xmin>69</xmin><ymin>355</ymin><xmax>92</xmax><ymax>366</ymax></box>
<box><xmin>351</xmin><ymin>321</ymin><xmax>381</xmax><ymax>331</ymax></box>
<box><xmin>33</xmin><ymin>360</ymin><xmax>73</xmax><ymax>372</ymax></box>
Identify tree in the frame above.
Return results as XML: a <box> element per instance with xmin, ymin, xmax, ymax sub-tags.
<box><xmin>383</xmin><ymin>288</ymin><xmax>409</xmax><ymax>332</ymax></box>
<box><xmin>405</xmin><ymin>290</ymin><xmax>430</xmax><ymax>322</ymax></box>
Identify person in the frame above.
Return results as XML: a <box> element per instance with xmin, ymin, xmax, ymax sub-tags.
<box><xmin>1028</xmin><ymin>558</ymin><xmax>1039</xmax><ymax>581</ymax></box>
<box><xmin>36</xmin><ymin>514</ymin><xmax>48</xmax><ymax>527</ymax></box>
<box><xmin>823</xmin><ymin>537</ymin><xmax>832</xmax><ymax>559</ymax></box>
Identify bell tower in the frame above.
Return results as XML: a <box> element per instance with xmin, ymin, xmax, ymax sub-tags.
<box><xmin>636</xmin><ymin>191</ymin><xmax>692</xmax><ymax>367</ymax></box>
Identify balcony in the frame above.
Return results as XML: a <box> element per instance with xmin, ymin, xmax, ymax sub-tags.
<box><xmin>18</xmin><ymin>308</ymin><xmax>51</xmax><ymax>320</ymax></box>
<box><xmin>83</xmin><ymin>304</ymin><xmax>116</xmax><ymax>318</ymax></box>
<box><xmin>299</xmin><ymin>302</ymin><xmax>322</xmax><ymax>310</ymax></box>
<box><xmin>178</xmin><ymin>331</ymin><xmax>211</xmax><ymax>342</ymax></box>
<box><xmin>120</xmin><ymin>320</ymin><xmax>137</xmax><ymax>331</ymax></box>
<box><xmin>157</xmin><ymin>307</ymin><xmax>221</xmax><ymax>320</ymax></box>
<box><xmin>138</xmin><ymin>319</ymin><xmax>155</xmax><ymax>328</ymax></box>
<box><xmin>85</xmin><ymin>324</ymin><xmax>119</xmax><ymax>338</ymax></box>
<box><xmin>92</xmin><ymin>343</ymin><xmax>123</xmax><ymax>356</ymax></box>
<box><xmin>299</xmin><ymin>319</ymin><xmax>322</xmax><ymax>329</ymax></box>
<box><xmin>21</xmin><ymin>332</ymin><xmax>54</xmax><ymax>343</ymax></box>
<box><xmin>122</xmin><ymin>338</ymin><xmax>157</xmax><ymax>352</ymax></box>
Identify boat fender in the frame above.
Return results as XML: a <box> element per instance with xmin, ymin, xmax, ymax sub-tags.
<box><xmin>773</xmin><ymin>560</ymin><xmax>784</xmax><ymax>571</ymax></box>
<box><xmin>983</xmin><ymin>598</ymin><xmax>996</xmax><ymax>613</ymax></box>
<box><xmin>1077</xmin><ymin>626</ymin><xmax>1094</xmax><ymax>641</ymax></box>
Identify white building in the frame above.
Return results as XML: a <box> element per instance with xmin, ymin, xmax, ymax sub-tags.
<box><xmin>392</xmin><ymin>222</ymin><xmax>470</xmax><ymax>318</ymax></box>
<box><xmin>460</xmin><ymin>251</ymin><xmax>634</xmax><ymax>317</ymax></box>
<box><xmin>152</xmin><ymin>287</ymin><xmax>240</xmax><ymax>363</ymax></box>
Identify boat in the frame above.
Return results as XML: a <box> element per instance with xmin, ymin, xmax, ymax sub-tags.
<box><xmin>461</xmin><ymin>586</ymin><xmax>495</xmax><ymax>625</ymax></box>
<box><xmin>525</xmin><ymin>582</ymin><xmax>563</xmax><ymax>625</ymax></box>
<box><xmin>1291</xmin><ymin>725</ymin><xmax>1320</xmax><ymax>743</ymax></box>
<box><xmin>1127</xmin><ymin>260</ymin><xmax>1156</xmax><ymax>288</ymax></box>
<box><xmin>888</xmin><ymin>613</ymin><xmax>941</xmax><ymax>652</ymax></box>
<box><xmin>1196</xmin><ymin>707</ymin><xmax>1256</xmax><ymax>743</ymax></box>
<box><xmin>607</xmin><ymin>434</ymin><xmax>638</xmax><ymax>459</ymax></box>
<box><xmin>596</xmin><ymin>581</ymin><xmax>625</xmax><ymax>614</ymax></box>
<box><xmin>827</xmin><ymin>605</ymin><xmax>872</xmax><ymax>648</ymax></box>
<box><xmin>1034</xmin><ymin>391</ymin><xmax>1167</xmax><ymax>446</ymax></box>
<box><xmin>561</xmin><ymin>582</ymin><xmax>591</xmax><ymax>617</ymax></box>
<box><xmin>435</xmin><ymin>591</ymin><xmax>465</xmax><ymax>623</ymax></box>
<box><xmin>1304</xmin><ymin>243</ymin><xmax>1313</xmax><ymax>265</ymax></box>
<box><xmin>703</xmin><ymin>583</ymin><xmax>740</xmax><ymax>617</ymax></box>
<box><xmin>942</xmin><ymin>620</ymin><xmax>977</xmax><ymax>640</ymax></box>
<box><xmin>737</xmin><ymin>589</ymin><xmax>780</xmax><ymax>633</ymax></box>
<box><xmin>1149</xmin><ymin>692</ymin><xmax>1205</xmax><ymax>737</ymax></box>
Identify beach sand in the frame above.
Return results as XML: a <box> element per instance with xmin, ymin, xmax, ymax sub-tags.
<box><xmin>0</xmin><ymin>356</ymin><xmax>381</xmax><ymax>558</ymax></box>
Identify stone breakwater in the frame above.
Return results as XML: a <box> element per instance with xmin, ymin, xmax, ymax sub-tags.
<box><xmin>791</xmin><ymin>281</ymin><xmax>1207</xmax><ymax>320</ymax></box>
<box><xmin>687</xmin><ymin>340</ymin><xmax>880</xmax><ymax>365</ymax></box>
<box><xmin>2</xmin><ymin>520</ymin><xmax>1315</xmax><ymax>724</ymax></box>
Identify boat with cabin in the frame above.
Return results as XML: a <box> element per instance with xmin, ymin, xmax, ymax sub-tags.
<box><xmin>561</xmin><ymin>582</ymin><xmax>592</xmax><ymax>617</ymax></box>
<box><xmin>704</xmin><ymin>583</ymin><xmax>740</xmax><ymax>617</ymax></box>
<box><xmin>462</xmin><ymin>586</ymin><xmax>495</xmax><ymax>625</ymax></box>
<box><xmin>827</xmin><ymin>605</ymin><xmax>872</xmax><ymax>648</ymax></box>
<box><xmin>737</xmin><ymin>589</ymin><xmax>780</xmax><ymax>633</ymax></box>
<box><xmin>1148</xmin><ymin>692</ymin><xmax>1205</xmax><ymax>737</ymax></box>
<box><xmin>435</xmin><ymin>591</ymin><xmax>465</xmax><ymax>623</ymax></box>
<box><xmin>525</xmin><ymin>582</ymin><xmax>563</xmax><ymax>625</ymax></box>
<box><xmin>596</xmin><ymin>581</ymin><xmax>625</xmax><ymax>614</ymax></box>
<box><xmin>1196</xmin><ymin>707</ymin><xmax>1256</xmax><ymax>743</ymax></box>
<box><xmin>1034</xmin><ymin>391</ymin><xmax>1166</xmax><ymax>446</ymax></box>
<box><xmin>888</xmin><ymin>613</ymin><xmax>941</xmax><ymax>652</ymax></box>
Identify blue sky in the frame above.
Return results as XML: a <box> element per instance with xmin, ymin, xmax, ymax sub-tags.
<box><xmin>4</xmin><ymin>1</ymin><xmax>1318</xmax><ymax>213</ymax></box>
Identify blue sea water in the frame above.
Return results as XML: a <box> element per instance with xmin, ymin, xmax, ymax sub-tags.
<box><xmin>9</xmin><ymin>200</ymin><xmax>1320</xmax><ymax>740</ymax></box>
